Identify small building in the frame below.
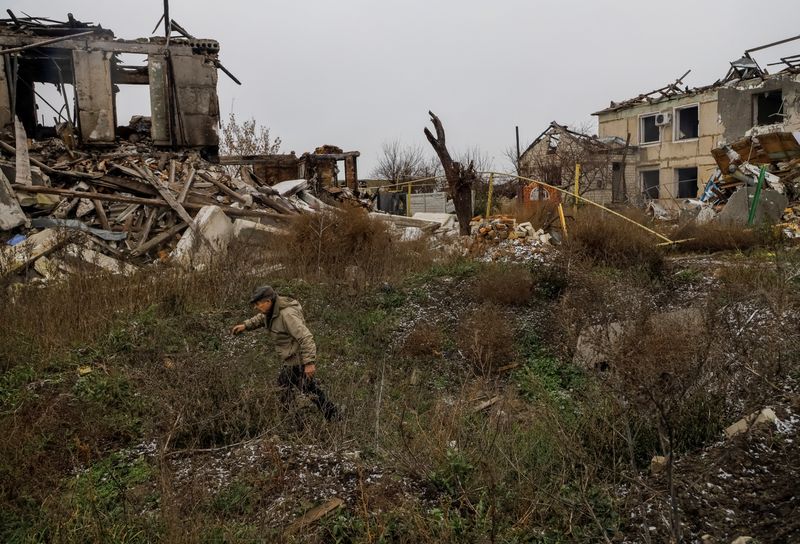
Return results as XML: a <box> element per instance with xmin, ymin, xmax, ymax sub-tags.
<box><xmin>519</xmin><ymin>121</ymin><xmax>635</xmax><ymax>205</ymax></box>
<box><xmin>593</xmin><ymin>37</ymin><xmax>800</xmax><ymax>205</ymax></box>
<box><xmin>0</xmin><ymin>13</ymin><xmax>224</xmax><ymax>150</ymax></box>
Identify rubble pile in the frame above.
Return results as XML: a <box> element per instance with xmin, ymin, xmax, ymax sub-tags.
<box><xmin>472</xmin><ymin>215</ymin><xmax>554</xmax><ymax>244</ymax></box>
<box><xmin>695</xmin><ymin>132</ymin><xmax>800</xmax><ymax>233</ymax></box>
<box><xmin>469</xmin><ymin>215</ymin><xmax>554</xmax><ymax>262</ymax></box>
<box><xmin>0</xmin><ymin>137</ymin><xmax>370</xmax><ymax>281</ymax></box>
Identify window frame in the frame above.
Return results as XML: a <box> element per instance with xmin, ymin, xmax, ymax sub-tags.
<box><xmin>752</xmin><ymin>90</ymin><xmax>784</xmax><ymax>126</ymax></box>
<box><xmin>640</xmin><ymin>169</ymin><xmax>660</xmax><ymax>200</ymax></box>
<box><xmin>673</xmin><ymin>103</ymin><xmax>700</xmax><ymax>142</ymax></box>
<box><xmin>638</xmin><ymin>112</ymin><xmax>661</xmax><ymax>145</ymax></box>
<box><xmin>675</xmin><ymin>166</ymin><xmax>699</xmax><ymax>199</ymax></box>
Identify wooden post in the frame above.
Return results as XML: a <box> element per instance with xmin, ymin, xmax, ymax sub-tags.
<box><xmin>573</xmin><ymin>162</ymin><xmax>581</xmax><ymax>211</ymax></box>
<box><xmin>485</xmin><ymin>173</ymin><xmax>495</xmax><ymax>218</ymax></box>
<box><xmin>558</xmin><ymin>203</ymin><xmax>568</xmax><ymax>240</ymax></box>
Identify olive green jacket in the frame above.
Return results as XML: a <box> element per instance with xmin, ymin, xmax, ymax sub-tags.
<box><xmin>243</xmin><ymin>296</ymin><xmax>317</xmax><ymax>366</ymax></box>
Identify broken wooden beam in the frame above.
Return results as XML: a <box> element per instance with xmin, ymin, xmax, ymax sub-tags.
<box><xmin>472</xmin><ymin>395</ymin><xmax>501</xmax><ymax>413</ymax></box>
<box><xmin>137</xmin><ymin>208</ymin><xmax>158</xmax><ymax>249</ymax></box>
<box><xmin>10</xmin><ymin>184</ymin><xmax>287</xmax><ymax>219</ymax></box>
<box><xmin>130</xmin><ymin>221</ymin><xmax>188</xmax><ymax>257</ymax></box>
<box><xmin>177</xmin><ymin>167</ymin><xmax>196</xmax><ymax>204</ymax></box>
<box><xmin>287</xmin><ymin>498</ymin><xmax>344</xmax><ymax>532</ymax></box>
<box><xmin>197</xmin><ymin>172</ymin><xmax>248</xmax><ymax>204</ymax></box>
<box><xmin>133</xmin><ymin>165</ymin><xmax>198</xmax><ymax>233</ymax></box>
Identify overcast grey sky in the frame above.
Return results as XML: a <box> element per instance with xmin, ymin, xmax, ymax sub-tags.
<box><xmin>12</xmin><ymin>1</ymin><xmax>800</xmax><ymax>174</ymax></box>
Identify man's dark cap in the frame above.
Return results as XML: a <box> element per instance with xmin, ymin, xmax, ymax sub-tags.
<box><xmin>249</xmin><ymin>285</ymin><xmax>276</xmax><ymax>304</ymax></box>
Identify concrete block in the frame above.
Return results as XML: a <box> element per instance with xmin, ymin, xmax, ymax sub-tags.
<box><xmin>0</xmin><ymin>168</ymin><xmax>25</xmax><ymax>230</ymax></box>
<box><xmin>64</xmin><ymin>244</ymin><xmax>138</xmax><ymax>275</ymax></box>
<box><xmin>171</xmin><ymin>205</ymin><xmax>233</xmax><ymax>269</ymax></box>
<box><xmin>724</xmin><ymin>408</ymin><xmax>777</xmax><ymax>439</ymax></box>
<box><xmin>718</xmin><ymin>187</ymin><xmax>788</xmax><ymax>225</ymax></box>
<box><xmin>413</xmin><ymin>212</ymin><xmax>458</xmax><ymax>232</ymax></box>
<box><xmin>232</xmin><ymin>218</ymin><xmax>284</xmax><ymax>245</ymax></box>
<box><xmin>1</xmin><ymin>228</ymin><xmax>64</xmax><ymax>276</ymax></box>
<box><xmin>272</xmin><ymin>179</ymin><xmax>308</xmax><ymax>197</ymax></box>
<box><xmin>401</xmin><ymin>226</ymin><xmax>424</xmax><ymax>241</ymax></box>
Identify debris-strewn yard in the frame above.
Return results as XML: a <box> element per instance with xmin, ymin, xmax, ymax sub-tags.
<box><xmin>2</xmin><ymin>214</ymin><xmax>798</xmax><ymax>543</ymax></box>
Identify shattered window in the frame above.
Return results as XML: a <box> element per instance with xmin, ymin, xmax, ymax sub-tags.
<box><xmin>639</xmin><ymin>114</ymin><xmax>660</xmax><ymax>144</ymax></box>
<box><xmin>641</xmin><ymin>170</ymin><xmax>659</xmax><ymax>199</ymax></box>
<box><xmin>753</xmin><ymin>90</ymin><xmax>783</xmax><ymax>125</ymax></box>
<box><xmin>676</xmin><ymin>167</ymin><xmax>698</xmax><ymax>198</ymax></box>
<box><xmin>675</xmin><ymin>105</ymin><xmax>699</xmax><ymax>140</ymax></box>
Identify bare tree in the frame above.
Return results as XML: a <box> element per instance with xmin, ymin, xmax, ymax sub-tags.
<box><xmin>424</xmin><ymin>111</ymin><xmax>477</xmax><ymax>235</ymax></box>
<box><xmin>502</xmin><ymin>145</ymin><xmax>521</xmax><ymax>177</ymax></box>
<box><xmin>218</xmin><ymin>112</ymin><xmax>282</xmax><ymax>178</ymax></box>
<box><xmin>219</xmin><ymin>112</ymin><xmax>281</xmax><ymax>156</ymax></box>
<box><xmin>370</xmin><ymin>141</ymin><xmax>441</xmax><ymax>182</ymax></box>
<box><xmin>455</xmin><ymin>146</ymin><xmax>494</xmax><ymax>182</ymax></box>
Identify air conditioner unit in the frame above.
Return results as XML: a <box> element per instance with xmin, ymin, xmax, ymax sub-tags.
<box><xmin>655</xmin><ymin>112</ymin><xmax>672</xmax><ymax>126</ymax></box>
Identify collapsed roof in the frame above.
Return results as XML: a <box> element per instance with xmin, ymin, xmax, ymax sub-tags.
<box><xmin>0</xmin><ymin>11</ymin><xmax>233</xmax><ymax>150</ymax></box>
<box><xmin>521</xmin><ymin>121</ymin><xmax>631</xmax><ymax>157</ymax></box>
<box><xmin>594</xmin><ymin>34</ymin><xmax>800</xmax><ymax>115</ymax></box>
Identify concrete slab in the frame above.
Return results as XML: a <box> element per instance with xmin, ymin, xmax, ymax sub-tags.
<box><xmin>0</xmin><ymin>168</ymin><xmax>25</xmax><ymax>230</ymax></box>
<box><xmin>272</xmin><ymin>179</ymin><xmax>308</xmax><ymax>197</ymax></box>
<box><xmin>171</xmin><ymin>205</ymin><xmax>233</xmax><ymax>269</ymax></box>
<box><xmin>718</xmin><ymin>186</ymin><xmax>788</xmax><ymax>225</ymax></box>
<box><xmin>232</xmin><ymin>218</ymin><xmax>285</xmax><ymax>245</ymax></box>
<box><xmin>1</xmin><ymin>228</ymin><xmax>64</xmax><ymax>276</ymax></box>
<box><xmin>412</xmin><ymin>212</ymin><xmax>457</xmax><ymax>231</ymax></box>
<box><xmin>65</xmin><ymin>244</ymin><xmax>138</xmax><ymax>275</ymax></box>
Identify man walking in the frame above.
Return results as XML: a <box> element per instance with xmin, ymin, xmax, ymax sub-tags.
<box><xmin>231</xmin><ymin>285</ymin><xmax>339</xmax><ymax>421</ymax></box>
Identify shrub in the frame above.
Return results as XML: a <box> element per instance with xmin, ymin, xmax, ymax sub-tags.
<box><xmin>474</xmin><ymin>264</ymin><xmax>534</xmax><ymax>306</ymax></box>
<box><xmin>457</xmin><ymin>302</ymin><xmax>516</xmax><ymax>375</ymax></box>
<box><xmin>566</xmin><ymin>206</ymin><xmax>665</xmax><ymax>275</ymax></box>
<box><xmin>499</xmin><ymin>198</ymin><xmax>561</xmax><ymax>231</ymax></box>
<box><xmin>402</xmin><ymin>323</ymin><xmax>444</xmax><ymax>357</ymax></box>
<box><xmin>672</xmin><ymin>221</ymin><xmax>776</xmax><ymax>253</ymax></box>
<box><xmin>275</xmin><ymin>206</ymin><xmax>434</xmax><ymax>283</ymax></box>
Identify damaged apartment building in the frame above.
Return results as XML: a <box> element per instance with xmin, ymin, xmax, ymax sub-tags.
<box><xmin>593</xmin><ymin>35</ymin><xmax>800</xmax><ymax>206</ymax></box>
<box><xmin>0</xmin><ymin>13</ymin><xmax>223</xmax><ymax>151</ymax></box>
<box><xmin>520</xmin><ymin>35</ymin><xmax>800</xmax><ymax>208</ymax></box>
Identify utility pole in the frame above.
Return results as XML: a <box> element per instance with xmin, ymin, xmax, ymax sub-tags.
<box><xmin>515</xmin><ymin>125</ymin><xmax>521</xmax><ymax>175</ymax></box>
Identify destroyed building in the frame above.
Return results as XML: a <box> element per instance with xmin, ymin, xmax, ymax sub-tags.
<box><xmin>219</xmin><ymin>146</ymin><xmax>361</xmax><ymax>194</ymax></box>
<box><xmin>0</xmin><ymin>13</ymin><xmax>222</xmax><ymax>150</ymax></box>
<box><xmin>518</xmin><ymin>121</ymin><xmax>634</xmax><ymax>204</ymax></box>
<box><xmin>593</xmin><ymin>35</ymin><xmax>800</xmax><ymax>206</ymax></box>
<box><xmin>0</xmin><ymin>14</ymin><xmax>412</xmax><ymax>284</ymax></box>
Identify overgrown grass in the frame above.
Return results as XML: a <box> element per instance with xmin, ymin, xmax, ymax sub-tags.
<box><xmin>275</xmin><ymin>205</ymin><xmax>436</xmax><ymax>283</ymax></box>
<box><xmin>566</xmin><ymin>206</ymin><xmax>665</xmax><ymax>276</ymax></box>
<box><xmin>2</xmin><ymin>224</ymin><xmax>799</xmax><ymax>543</ymax></box>
<box><xmin>672</xmin><ymin>221</ymin><xmax>779</xmax><ymax>253</ymax></box>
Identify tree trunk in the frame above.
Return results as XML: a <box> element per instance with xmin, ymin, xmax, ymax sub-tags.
<box><xmin>424</xmin><ymin>111</ymin><xmax>475</xmax><ymax>235</ymax></box>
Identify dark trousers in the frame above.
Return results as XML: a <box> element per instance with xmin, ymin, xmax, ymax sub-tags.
<box><xmin>277</xmin><ymin>365</ymin><xmax>338</xmax><ymax>421</ymax></box>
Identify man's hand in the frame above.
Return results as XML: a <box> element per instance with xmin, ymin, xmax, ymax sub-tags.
<box><xmin>304</xmin><ymin>363</ymin><xmax>316</xmax><ymax>378</ymax></box>
<box><xmin>231</xmin><ymin>324</ymin><xmax>246</xmax><ymax>336</ymax></box>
